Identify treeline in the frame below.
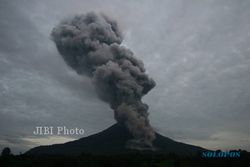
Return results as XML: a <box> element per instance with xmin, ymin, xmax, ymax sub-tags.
<box><xmin>0</xmin><ymin>148</ymin><xmax>249</xmax><ymax>167</ymax></box>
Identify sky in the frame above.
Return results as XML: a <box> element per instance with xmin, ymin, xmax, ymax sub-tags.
<box><xmin>0</xmin><ymin>0</ymin><xmax>250</xmax><ymax>154</ymax></box>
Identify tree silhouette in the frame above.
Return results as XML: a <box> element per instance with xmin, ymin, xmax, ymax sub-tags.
<box><xmin>1</xmin><ymin>147</ymin><xmax>11</xmax><ymax>157</ymax></box>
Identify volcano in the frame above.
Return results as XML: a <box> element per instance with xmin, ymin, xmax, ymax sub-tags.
<box><xmin>26</xmin><ymin>124</ymin><xmax>206</xmax><ymax>156</ymax></box>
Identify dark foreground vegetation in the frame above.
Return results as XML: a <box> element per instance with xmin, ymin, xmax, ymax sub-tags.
<box><xmin>1</xmin><ymin>151</ymin><xmax>249</xmax><ymax>167</ymax></box>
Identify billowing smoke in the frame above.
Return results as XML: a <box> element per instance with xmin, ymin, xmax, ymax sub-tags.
<box><xmin>51</xmin><ymin>12</ymin><xmax>156</xmax><ymax>149</ymax></box>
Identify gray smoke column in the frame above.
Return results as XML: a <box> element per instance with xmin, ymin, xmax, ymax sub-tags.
<box><xmin>51</xmin><ymin>12</ymin><xmax>156</xmax><ymax>150</ymax></box>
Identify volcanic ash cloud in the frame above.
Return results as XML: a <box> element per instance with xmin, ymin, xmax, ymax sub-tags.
<box><xmin>51</xmin><ymin>12</ymin><xmax>156</xmax><ymax>150</ymax></box>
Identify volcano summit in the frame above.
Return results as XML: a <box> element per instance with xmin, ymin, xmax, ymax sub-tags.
<box><xmin>26</xmin><ymin>123</ymin><xmax>206</xmax><ymax>156</ymax></box>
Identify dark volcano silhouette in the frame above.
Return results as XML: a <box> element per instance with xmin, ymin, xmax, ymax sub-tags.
<box><xmin>26</xmin><ymin>124</ymin><xmax>206</xmax><ymax>155</ymax></box>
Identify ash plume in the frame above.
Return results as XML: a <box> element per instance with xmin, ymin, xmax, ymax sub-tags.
<box><xmin>51</xmin><ymin>12</ymin><xmax>156</xmax><ymax>150</ymax></box>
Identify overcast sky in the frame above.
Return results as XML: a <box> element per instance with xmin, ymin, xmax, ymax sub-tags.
<box><xmin>0</xmin><ymin>0</ymin><xmax>250</xmax><ymax>154</ymax></box>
